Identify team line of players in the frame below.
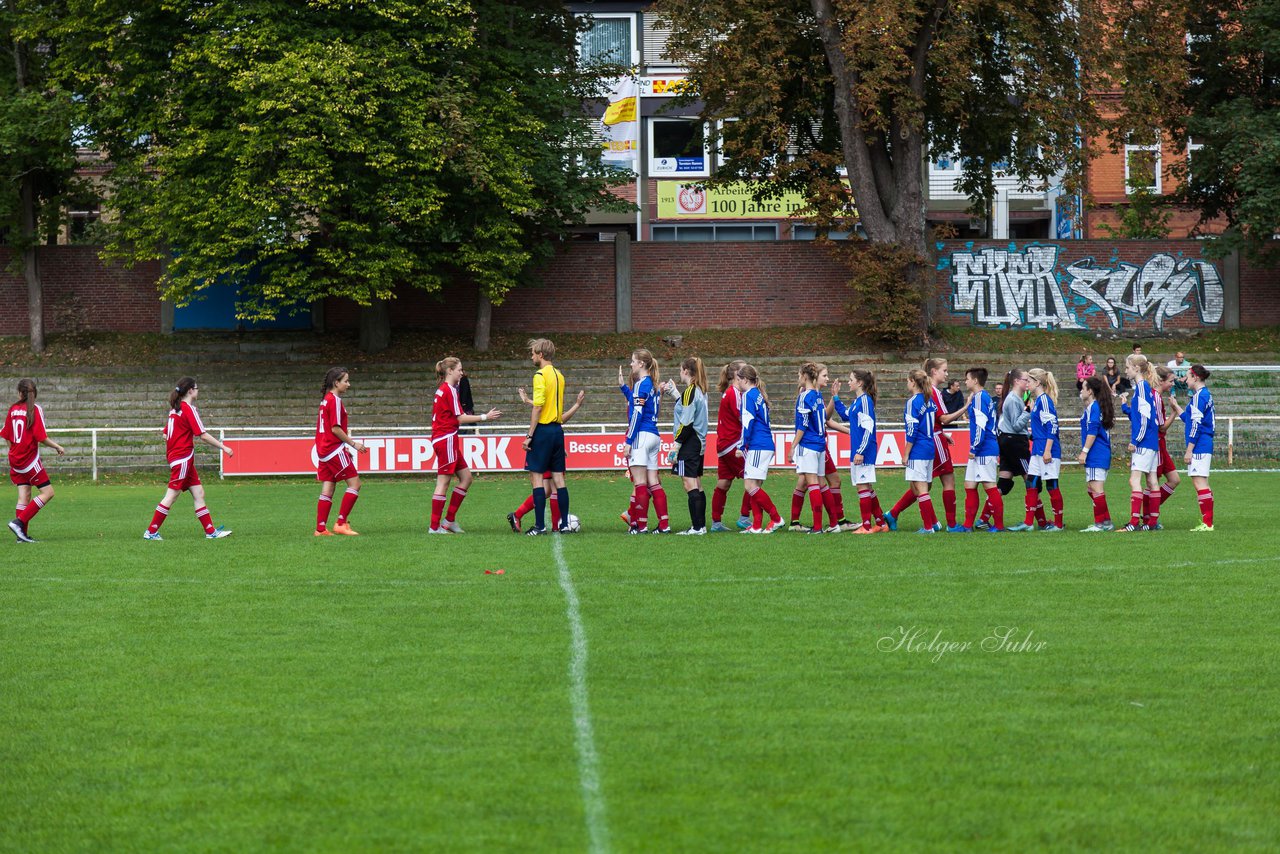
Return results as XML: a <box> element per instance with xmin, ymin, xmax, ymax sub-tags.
<box><xmin>2</xmin><ymin>350</ymin><xmax>1216</xmax><ymax>542</ymax></box>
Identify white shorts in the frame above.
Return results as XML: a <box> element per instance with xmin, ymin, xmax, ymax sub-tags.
<box><xmin>794</xmin><ymin>446</ymin><xmax>824</xmax><ymax>475</ymax></box>
<box><xmin>965</xmin><ymin>455</ymin><xmax>998</xmax><ymax>484</ymax></box>
<box><xmin>1085</xmin><ymin>467</ymin><xmax>1109</xmax><ymax>483</ymax></box>
<box><xmin>849</xmin><ymin>463</ymin><xmax>877</xmax><ymax>485</ymax></box>
<box><xmin>1188</xmin><ymin>453</ymin><xmax>1212</xmax><ymax>478</ymax></box>
<box><xmin>628</xmin><ymin>432</ymin><xmax>662</xmax><ymax>471</ymax></box>
<box><xmin>1027</xmin><ymin>456</ymin><xmax>1061</xmax><ymax>480</ymax></box>
<box><xmin>743</xmin><ymin>449</ymin><xmax>773</xmax><ymax>481</ymax></box>
<box><xmin>1131</xmin><ymin>447</ymin><xmax>1159</xmax><ymax>474</ymax></box>
<box><xmin>905</xmin><ymin>458</ymin><xmax>934</xmax><ymax>483</ymax></box>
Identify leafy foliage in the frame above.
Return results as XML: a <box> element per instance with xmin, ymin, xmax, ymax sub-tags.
<box><xmin>835</xmin><ymin>242</ymin><xmax>925</xmax><ymax>347</ymax></box>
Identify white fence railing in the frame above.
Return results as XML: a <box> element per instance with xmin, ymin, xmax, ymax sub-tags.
<box><xmin>45</xmin><ymin>416</ymin><xmax>1280</xmax><ymax>480</ymax></box>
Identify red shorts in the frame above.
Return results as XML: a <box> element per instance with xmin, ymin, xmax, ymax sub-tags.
<box><xmin>433</xmin><ymin>434</ymin><xmax>467</xmax><ymax>476</ymax></box>
<box><xmin>1158</xmin><ymin>440</ymin><xmax>1176</xmax><ymax>476</ymax></box>
<box><xmin>716</xmin><ymin>451</ymin><xmax>745</xmax><ymax>481</ymax></box>
<box><xmin>824</xmin><ymin>449</ymin><xmax>837</xmax><ymax>476</ymax></box>
<box><xmin>317</xmin><ymin>447</ymin><xmax>358</xmax><ymax>483</ymax></box>
<box><xmin>9</xmin><ymin>459</ymin><xmax>50</xmax><ymax>487</ymax></box>
<box><xmin>933</xmin><ymin>433</ymin><xmax>955</xmax><ymax>476</ymax></box>
<box><xmin>167</xmin><ymin>457</ymin><xmax>202</xmax><ymax>491</ymax></box>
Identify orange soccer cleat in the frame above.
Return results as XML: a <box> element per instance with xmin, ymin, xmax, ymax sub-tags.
<box><xmin>314</xmin><ymin>528</ymin><xmax>334</xmax><ymax>537</ymax></box>
<box><xmin>852</xmin><ymin>524</ymin><xmax>877</xmax><ymax>534</ymax></box>
<box><xmin>332</xmin><ymin>522</ymin><xmax>360</xmax><ymax>536</ymax></box>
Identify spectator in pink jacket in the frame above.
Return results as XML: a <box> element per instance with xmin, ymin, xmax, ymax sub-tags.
<box><xmin>1076</xmin><ymin>354</ymin><xmax>1096</xmax><ymax>391</ymax></box>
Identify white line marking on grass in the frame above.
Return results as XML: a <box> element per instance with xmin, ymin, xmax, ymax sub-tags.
<box><xmin>553</xmin><ymin>535</ymin><xmax>610</xmax><ymax>854</ymax></box>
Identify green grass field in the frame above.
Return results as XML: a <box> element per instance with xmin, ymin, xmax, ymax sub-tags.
<box><xmin>2</xmin><ymin>471</ymin><xmax>1278</xmax><ymax>851</ymax></box>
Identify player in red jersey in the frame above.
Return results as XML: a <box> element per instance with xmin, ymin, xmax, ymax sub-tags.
<box><xmin>314</xmin><ymin>367</ymin><xmax>367</xmax><ymax>536</ymax></box>
<box><xmin>429</xmin><ymin>357</ymin><xmax>502</xmax><ymax>534</ymax></box>
<box><xmin>710</xmin><ymin>360</ymin><xmax>752</xmax><ymax>532</ymax></box>
<box><xmin>4</xmin><ymin>379</ymin><xmax>66</xmax><ymax>543</ymax></box>
<box><xmin>1152</xmin><ymin>366</ymin><xmax>1182</xmax><ymax>525</ymax></box>
<box><xmin>507</xmin><ymin>384</ymin><xmax>585</xmax><ymax>533</ymax></box>
<box><xmin>144</xmin><ymin>377</ymin><xmax>234</xmax><ymax>540</ymax></box>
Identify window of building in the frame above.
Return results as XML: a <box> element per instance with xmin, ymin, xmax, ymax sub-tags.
<box><xmin>792</xmin><ymin>225</ymin><xmax>861</xmax><ymax>241</ymax></box>
<box><xmin>578</xmin><ymin>14</ymin><xmax>638</xmax><ymax>67</ymax></box>
<box><xmin>1186</xmin><ymin>137</ymin><xmax>1204</xmax><ymax>182</ymax></box>
<box><xmin>651</xmin><ymin>223</ymin><xmax>778</xmax><ymax>241</ymax></box>
<box><xmin>649</xmin><ymin>118</ymin><xmax>710</xmax><ymax>177</ymax></box>
<box><xmin>1124</xmin><ymin>133</ymin><xmax>1162</xmax><ymax>194</ymax></box>
<box><xmin>641</xmin><ymin>12</ymin><xmax>678</xmax><ymax>67</ymax></box>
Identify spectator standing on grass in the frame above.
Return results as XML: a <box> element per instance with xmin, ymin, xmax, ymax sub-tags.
<box><xmin>521</xmin><ymin>339</ymin><xmax>572</xmax><ymax>536</ymax></box>
<box><xmin>4</xmin><ymin>379</ymin><xmax>66</xmax><ymax>544</ymax></box>
<box><xmin>1180</xmin><ymin>365</ymin><xmax>1216</xmax><ymax>531</ymax></box>
<box><xmin>662</xmin><ymin>356</ymin><xmax>709</xmax><ymax>535</ymax></box>
<box><xmin>1076</xmin><ymin>353</ymin><xmax>1096</xmax><ymax>391</ymax></box>
<box><xmin>1167</xmin><ymin>351</ymin><xmax>1191</xmax><ymax>393</ymax></box>
<box><xmin>428</xmin><ymin>358</ymin><xmax>501</xmax><ymax>535</ymax></box>
<box><xmin>145</xmin><ymin>377</ymin><xmax>234</xmax><ymax>541</ymax></box>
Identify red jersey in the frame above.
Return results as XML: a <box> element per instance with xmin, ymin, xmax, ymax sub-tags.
<box><xmin>164</xmin><ymin>401</ymin><xmax>206</xmax><ymax>464</ymax></box>
<box><xmin>2</xmin><ymin>402</ymin><xmax>48</xmax><ymax>471</ymax></box>
<box><xmin>432</xmin><ymin>381</ymin><xmax>463</xmax><ymax>438</ymax></box>
<box><xmin>716</xmin><ymin>386</ymin><xmax>742</xmax><ymax>456</ymax></box>
<box><xmin>930</xmin><ymin>386</ymin><xmax>948</xmax><ymax>431</ymax></box>
<box><xmin>315</xmin><ymin>392</ymin><xmax>348</xmax><ymax>461</ymax></box>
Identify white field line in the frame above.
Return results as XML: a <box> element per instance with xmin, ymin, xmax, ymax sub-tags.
<box><xmin>553</xmin><ymin>535</ymin><xmax>610</xmax><ymax>854</ymax></box>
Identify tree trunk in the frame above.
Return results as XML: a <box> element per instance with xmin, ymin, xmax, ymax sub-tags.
<box><xmin>358</xmin><ymin>299</ymin><xmax>391</xmax><ymax>353</ymax></box>
<box><xmin>473</xmin><ymin>291</ymin><xmax>493</xmax><ymax>352</ymax></box>
<box><xmin>20</xmin><ymin>174</ymin><xmax>44</xmax><ymax>354</ymax></box>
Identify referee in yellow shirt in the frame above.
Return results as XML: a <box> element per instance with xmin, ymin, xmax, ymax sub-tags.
<box><xmin>523</xmin><ymin>338</ymin><xmax>570</xmax><ymax>535</ymax></box>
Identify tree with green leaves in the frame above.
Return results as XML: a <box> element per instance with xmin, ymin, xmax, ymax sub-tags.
<box><xmin>2</xmin><ymin>0</ymin><xmax>82</xmax><ymax>353</ymax></box>
<box><xmin>49</xmin><ymin>0</ymin><xmax>626</xmax><ymax>350</ymax></box>
<box><xmin>1173</xmin><ymin>0</ymin><xmax>1280</xmax><ymax>263</ymax></box>
<box><xmin>657</xmin><ymin>0</ymin><xmax>1186</xmax><ymax>343</ymax></box>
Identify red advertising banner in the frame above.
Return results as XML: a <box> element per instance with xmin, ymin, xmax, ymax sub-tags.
<box><xmin>221</xmin><ymin>430</ymin><xmax>971</xmax><ymax>476</ymax></box>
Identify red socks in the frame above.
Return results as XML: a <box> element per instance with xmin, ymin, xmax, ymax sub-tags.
<box><xmin>1160</xmin><ymin>482</ymin><xmax>1177</xmax><ymax>505</ymax></box>
<box><xmin>791</xmin><ymin>488</ymin><xmax>805</xmax><ymax>523</ymax></box>
<box><xmin>1090</xmin><ymin>491</ymin><xmax>1110</xmax><ymax>524</ymax></box>
<box><xmin>317</xmin><ymin>494</ymin><xmax>332</xmax><ymax>532</ymax></box>
<box><xmin>984</xmin><ymin>486</ymin><xmax>1004</xmax><ymax>530</ymax></box>
<box><xmin>1144</xmin><ymin>490</ymin><xmax>1160</xmax><ymax>528</ymax></box>
<box><xmin>431</xmin><ymin>494</ymin><xmax>447</xmax><ymax>530</ymax></box>
<box><xmin>337</xmin><ymin>488</ymin><xmax>359</xmax><ymax>524</ymax></box>
<box><xmin>1197</xmin><ymin>488</ymin><xmax>1214</xmax><ymax>526</ymax></box>
<box><xmin>631</xmin><ymin>485</ymin><xmax>650</xmax><ymax>529</ymax></box>
<box><xmin>807</xmin><ymin>484</ymin><xmax>824</xmax><ymax>529</ymax></box>
<box><xmin>446</xmin><ymin>487</ymin><xmax>467</xmax><ymax>523</ymax></box>
<box><xmin>1048</xmin><ymin>488</ymin><xmax>1064</xmax><ymax>529</ymax></box>
<box><xmin>748</xmin><ymin>487</ymin><xmax>780</xmax><ymax>528</ymax></box>
<box><xmin>942</xmin><ymin>487</ymin><xmax>957</xmax><ymax>528</ymax></box>
<box><xmin>891</xmin><ymin>489</ymin><xmax>918</xmax><ymax>517</ymax></box>
<box><xmin>821</xmin><ymin>486</ymin><xmax>840</xmax><ymax>527</ymax></box>
<box><xmin>17</xmin><ymin>496</ymin><xmax>45</xmax><ymax>525</ymax></box>
<box><xmin>651</xmin><ymin>485</ymin><xmax>670</xmax><ymax>531</ymax></box>
<box><xmin>1024</xmin><ymin>488</ymin><xmax>1040</xmax><ymax>527</ymax></box>
<box><xmin>195</xmin><ymin>505</ymin><xmax>215</xmax><ymax>535</ymax></box>
<box><xmin>918</xmin><ymin>493</ymin><xmax>938</xmax><ymax>529</ymax></box>
<box><xmin>1129</xmin><ymin>491</ymin><xmax>1145</xmax><ymax>527</ymax></box>
<box><xmin>858</xmin><ymin>488</ymin><xmax>875</xmax><ymax>529</ymax></box>
<box><xmin>712</xmin><ymin>486</ymin><xmax>727</xmax><ymax>523</ymax></box>
<box><xmin>149</xmin><ymin>503</ymin><xmax>171</xmax><ymax>534</ymax></box>
<box><xmin>963</xmin><ymin>488</ymin><xmax>979</xmax><ymax>528</ymax></box>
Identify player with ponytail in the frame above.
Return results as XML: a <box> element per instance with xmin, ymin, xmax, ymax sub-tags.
<box><xmin>4</xmin><ymin>379</ymin><xmax>66</xmax><ymax>543</ymax></box>
<box><xmin>1077</xmin><ymin>375</ymin><xmax>1115</xmax><ymax>531</ymax></box>
<box><xmin>429</xmin><ymin>357</ymin><xmax>502</xmax><ymax>534</ymax></box>
<box><xmin>143</xmin><ymin>377</ymin><xmax>234</xmax><ymax>540</ymax></box>
<box><xmin>312</xmin><ymin>367</ymin><xmax>366</xmax><ymax>537</ymax></box>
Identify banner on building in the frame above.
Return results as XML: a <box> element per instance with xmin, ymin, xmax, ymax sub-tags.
<box><xmin>600</xmin><ymin>76</ymin><xmax>639</xmax><ymax>170</ymax></box>
<box><xmin>221</xmin><ymin>430</ymin><xmax>970</xmax><ymax>476</ymax></box>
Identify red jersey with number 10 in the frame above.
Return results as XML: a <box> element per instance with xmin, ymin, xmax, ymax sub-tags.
<box><xmin>3</xmin><ymin>403</ymin><xmax>48</xmax><ymax>471</ymax></box>
<box><xmin>316</xmin><ymin>392</ymin><xmax>348</xmax><ymax>462</ymax></box>
<box><xmin>716</xmin><ymin>385</ymin><xmax>742</xmax><ymax>457</ymax></box>
<box><xmin>432</xmin><ymin>382</ymin><xmax>462</xmax><ymax>438</ymax></box>
<box><xmin>165</xmin><ymin>401</ymin><xmax>206</xmax><ymax>464</ymax></box>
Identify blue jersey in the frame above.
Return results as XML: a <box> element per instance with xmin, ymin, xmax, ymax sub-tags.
<box><xmin>740</xmin><ymin>387</ymin><xmax>773</xmax><ymax>452</ymax></box>
<box><xmin>835</xmin><ymin>393</ymin><xmax>877</xmax><ymax>465</ymax></box>
<box><xmin>1122</xmin><ymin>380</ymin><xmax>1159</xmax><ymax>450</ymax></box>
<box><xmin>1030</xmin><ymin>394</ymin><xmax>1061</xmax><ymax>458</ymax></box>
<box><xmin>903</xmin><ymin>393</ymin><xmax>936</xmax><ymax>461</ymax></box>
<box><xmin>794</xmin><ymin>388</ymin><xmax>827</xmax><ymax>451</ymax></box>
<box><xmin>1181</xmin><ymin>387</ymin><xmax>1215</xmax><ymax>453</ymax></box>
<box><xmin>625</xmin><ymin>376</ymin><xmax>660</xmax><ymax>444</ymax></box>
<box><xmin>1080</xmin><ymin>400</ymin><xmax>1111</xmax><ymax>469</ymax></box>
<box><xmin>968</xmin><ymin>389</ymin><xmax>999</xmax><ymax>457</ymax></box>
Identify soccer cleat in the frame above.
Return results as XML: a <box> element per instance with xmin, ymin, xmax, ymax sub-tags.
<box><xmin>914</xmin><ymin>526</ymin><xmax>937</xmax><ymax>534</ymax></box>
<box><xmin>143</xmin><ymin>531</ymin><xmax>163</xmax><ymax>541</ymax></box>
<box><xmin>883</xmin><ymin>512</ymin><xmax>898</xmax><ymax>531</ymax></box>
<box><xmin>1190</xmin><ymin>522</ymin><xmax>1215</xmax><ymax>532</ymax></box>
<box><xmin>805</xmin><ymin>527</ymin><xmax>824</xmax><ymax>534</ymax></box>
<box><xmin>736</xmin><ymin>515</ymin><xmax>751</xmax><ymax>530</ymax></box>
<box><xmin>988</xmin><ymin>527</ymin><xmax>1006</xmax><ymax>534</ymax></box>
<box><xmin>333</xmin><ymin>522</ymin><xmax>360</xmax><ymax>536</ymax></box>
<box><xmin>873</xmin><ymin>523</ymin><xmax>890</xmax><ymax>533</ymax></box>
<box><xmin>788</xmin><ymin>521</ymin><xmax>805</xmax><ymax>532</ymax></box>
<box><xmin>824</xmin><ymin>525</ymin><xmax>843</xmax><ymax>534</ymax></box>
<box><xmin>973</xmin><ymin>519</ymin><xmax>991</xmax><ymax>531</ymax></box>
<box><xmin>836</xmin><ymin>518</ymin><xmax>855</xmax><ymax>530</ymax></box>
<box><xmin>676</xmin><ymin>527</ymin><xmax>707</xmax><ymax>536</ymax></box>
<box><xmin>619</xmin><ymin>511</ymin><xmax>631</xmax><ymax>526</ymax></box>
<box><xmin>852</xmin><ymin>524</ymin><xmax>877</xmax><ymax>534</ymax></box>
<box><xmin>205</xmin><ymin>527</ymin><xmax>232</xmax><ymax>539</ymax></box>
<box><xmin>314</xmin><ymin>529</ymin><xmax>334</xmax><ymax>537</ymax></box>
<box><xmin>9</xmin><ymin>519</ymin><xmax>35</xmax><ymax>544</ymax></box>
<box><xmin>441</xmin><ymin>520</ymin><xmax>464</xmax><ymax>534</ymax></box>
<box><xmin>526</xmin><ymin>527</ymin><xmax>547</xmax><ymax>536</ymax></box>
<box><xmin>652</xmin><ymin>527</ymin><xmax>672</xmax><ymax>534</ymax></box>
<box><xmin>1040</xmin><ymin>524</ymin><xmax>1063</xmax><ymax>533</ymax></box>
<box><xmin>1100</xmin><ymin>521</ymin><xmax>1115</xmax><ymax>532</ymax></box>
<box><xmin>947</xmin><ymin>525</ymin><xmax>971</xmax><ymax>533</ymax></box>
<box><xmin>1150</xmin><ymin>523</ymin><xmax>1164</xmax><ymax>531</ymax></box>
<box><xmin>1079</xmin><ymin>524</ymin><xmax>1106</xmax><ymax>533</ymax></box>
<box><xmin>1117</xmin><ymin>523</ymin><xmax>1147</xmax><ymax>532</ymax></box>
<box><xmin>557</xmin><ymin>525</ymin><xmax>578</xmax><ymax>534</ymax></box>
<box><xmin>427</xmin><ymin>527</ymin><xmax>451</xmax><ymax>535</ymax></box>
<box><xmin>740</xmin><ymin>527</ymin><xmax>763</xmax><ymax>535</ymax></box>
<box><xmin>1006</xmin><ymin>523</ymin><xmax>1034</xmax><ymax>532</ymax></box>
<box><xmin>507</xmin><ymin>512</ymin><xmax>521</xmax><ymax>534</ymax></box>
<box><xmin>709</xmin><ymin>521</ymin><xmax>731</xmax><ymax>533</ymax></box>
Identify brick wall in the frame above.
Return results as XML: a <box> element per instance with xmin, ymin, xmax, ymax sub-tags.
<box><xmin>0</xmin><ymin>247</ymin><xmax>162</xmax><ymax>335</ymax></box>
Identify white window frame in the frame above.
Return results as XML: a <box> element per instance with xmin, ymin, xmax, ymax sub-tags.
<box><xmin>648</xmin><ymin>117</ymin><xmax>711</xmax><ymax>178</ymax></box>
<box><xmin>1186</xmin><ymin>137</ymin><xmax>1204</xmax><ymax>183</ymax></box>
<box><xmin>1124</xmin><ymin>134</ymin><xmax>1162</xmax><ymax>195</ymax></box>
<box><xmin>576</xmin><ymin>13</ymin><xmax>639</xmax><ymax>68</ymax></box>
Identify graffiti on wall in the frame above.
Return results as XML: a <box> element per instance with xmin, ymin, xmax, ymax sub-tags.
<box><xmin>947</xmin><ymin>245</ymin><xmax>1225</xmax><ymax>330</ymax></box>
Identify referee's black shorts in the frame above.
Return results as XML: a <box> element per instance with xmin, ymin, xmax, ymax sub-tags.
<box><xmin>998</xmin><ymin>433</ymin><xmax>1031</xmax><ymax>476</ymax></box>
<box><xmin>525</xmin><ymin>423</ymin><xmax>566</xmax><ymax>473</ymax></box>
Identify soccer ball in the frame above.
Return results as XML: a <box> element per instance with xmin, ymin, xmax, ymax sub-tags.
<box><xmin>565</xmin><ymin>514</ymin><xmax>582</xmax><ymax>532</ymax></box>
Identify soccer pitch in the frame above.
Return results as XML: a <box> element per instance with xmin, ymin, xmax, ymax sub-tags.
<box><xmin>2</xmin><ymin>472</ymin><xmax>1278</xmax><ymax>851</ymax></box>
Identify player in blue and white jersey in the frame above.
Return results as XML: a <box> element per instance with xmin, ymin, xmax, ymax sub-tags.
<box><xmin>789</xmin><ymin>363</ymin><xmax>830</xmax><ymax>533</ymax></box>
<box><xmin>1180</xmin><ymin>364</ymin><xmax>1216</xmax><ymax>531</ymax></box>
<box><xmin>621</xmin><ymin>349</ymin><xmax>670</xmax><ymax>533</ymax></box>
<box><xmin>1077</xmin><ymin>376</ymin><xmax>1115</xmax><ymax>532</ymax></box>
<box><xmin>831</xmin><ymin>368</ymin><xmax>884</xmax><ymax>533</ymax></box>
<box><xmin>955</xmin><ymin>367</ymin><xmax>1003</xmax><ymax>533</ymax></box>
<box><xmin>736</xmin><ymin>364</ymin><xmax>783</xmax><ymax>534</ymax></box>
<box><xmin>1119</xmin><ymin>354</ymin><xmax>1161</xmax><ymax>531</ymax></box>
<box><xmin>1010</xmin><ymin>368</ymin><xmax>1063</xmax><ymax>532</ymax></box>
<box><xmin>885</xmin><ymin>369</ymin><xmax>941</xmax><ymax>533</ymax></box>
